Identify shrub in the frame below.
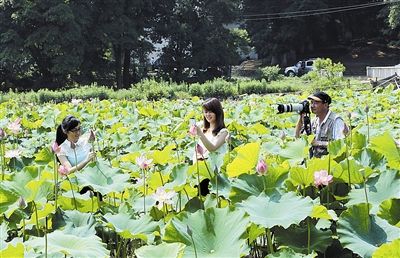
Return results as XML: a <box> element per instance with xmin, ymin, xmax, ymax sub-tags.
<box><xmin>260</xmin><ymin>65</ymin><xmax>283</xmax><ymax>82</ymax></box>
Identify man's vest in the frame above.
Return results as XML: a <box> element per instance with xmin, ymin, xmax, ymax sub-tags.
<box><xmin>311</xmin><ymin>111</ymin><xmax>341</xmax><ymax>158</ymax></box>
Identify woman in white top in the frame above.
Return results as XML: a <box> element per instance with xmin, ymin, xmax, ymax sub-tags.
<box><xmin>194</xmin><ymin>98</ymin><xmax>229</xmax><ymax>160</ymax></box>
<box><xmin>56</xmin><ymin>115</ymin><xmax>96</xmax><ymax>174</ymax></box>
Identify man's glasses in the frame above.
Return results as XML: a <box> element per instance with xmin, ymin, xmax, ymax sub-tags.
<box><xmin>70</xmin><ymin>126</ymin><xmax>81</xmax><ymax>133</ymax></box>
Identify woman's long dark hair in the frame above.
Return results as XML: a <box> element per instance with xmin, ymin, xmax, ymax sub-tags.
<box><xmin>202</xmin><ymin>98</ymin><xmax>225</xmax><ymax>135</ymax></box>
<box><xmin>56</xmin><ymin>115</ymin><xmax>80</xmax><ymax>145</ymax></box>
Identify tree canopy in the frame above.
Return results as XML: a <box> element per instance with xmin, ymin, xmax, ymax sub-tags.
<box><xmin>0</xmin><ymin>0</ymin><xmax>398</xmax><ymax>89</ymax></box>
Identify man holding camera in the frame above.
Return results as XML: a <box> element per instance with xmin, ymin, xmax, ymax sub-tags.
<box><xmin>295</xmin><ymin>91</ymin><xmax>348</xmax><ymax>158</ymax></box>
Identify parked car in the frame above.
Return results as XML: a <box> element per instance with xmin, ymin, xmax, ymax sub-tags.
<box><xmin>284</xmin><ymin>58</ymin><xmax>316</xmax><ymax>76</ymax></box>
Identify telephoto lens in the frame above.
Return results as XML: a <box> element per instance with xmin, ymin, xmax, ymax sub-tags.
<box><xmin>277</xmin><ymin>103</ymin><xmax>305</xmax><ymax>113</ymax></box>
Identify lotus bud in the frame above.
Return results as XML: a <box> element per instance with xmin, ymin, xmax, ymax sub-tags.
<box><xmin>256</xmin><ymin>159</ymin><xmax>268</xmax><ymax>175</ymax></box>
<box><xmin>0</xmin><ymin>128</ymin><xmax>5</xmax><ymax>139</ymax></box>
<box><xmin>365</xmin><ymin>105</ymin><xmax>369</xmax><ymax>113</ymax></box>
<box><xmin>89</xmin><ymin>129</ymin><xmax>96</xmax><ymax>142</ymax></box>
<box><xmin>279</xmin><ymin>131</ymin><xmax>286</xmax><ymax>140</ymax></box>
<box><xmin>188</xmin><ymin>125</ymin><xmax>197</xmax><ymax>136</ymax></box>
<box><xmin>58</xmin><ymin>165</ymin><xmax>69</xmax><ymax>176</ymax></box>
<box><xmin>18</xmin><ymin>196</ymin><xmax>27</xmax><ymax>209</ymax></box>
<box><xmin>195</xmin><ymin>143</ymin><xmax>205</xmax><ymax>156</ymax></box>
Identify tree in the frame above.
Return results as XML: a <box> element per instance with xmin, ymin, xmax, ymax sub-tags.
<box><xmin>0</xmin><ymin>0</ymin><xmax>85</xmax><ymax>88</ymax></box>
<box><xmin>156</xmin><ymin>0</ymin><xmax>241</xmax><ymax>82</ymax></box>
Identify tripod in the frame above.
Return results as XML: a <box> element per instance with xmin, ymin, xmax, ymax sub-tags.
<box><xmin>301</xmin><ymin>112</ymin><xmax>312</xmax><ymax>135</ymax></box>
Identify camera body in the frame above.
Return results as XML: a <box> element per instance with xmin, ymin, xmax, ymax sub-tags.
<box><xmin>277</xmin><ymin>100</ymin><xmax>310</xmax><ymax>114</ymax></box>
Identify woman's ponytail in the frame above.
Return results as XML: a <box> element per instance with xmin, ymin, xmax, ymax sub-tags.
<box><xmin>56</xmin><ymin>124</ymin><xmax>67</xmax><ymax>145</ymax></box>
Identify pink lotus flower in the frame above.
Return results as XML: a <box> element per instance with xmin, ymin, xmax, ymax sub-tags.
<box><xmin>195</xmin><ymin>143</ymin><xmax>205</xmax><ymax>156</ymax></box>
<box><xmin>256</xmin><ymin>159</ymin><xmax>268</xmax><ymax>175</ymax></box>
<box><xmin>314</xmin><ymin>170</ymin><xmax>333</xmax><ymax>187</ymax></box>
<box><xmin>5</xmin><ymin>149</ymin><xmax>22</xmax><ymax>159</ymax></box>
<box><xmin>51</xmin><ymin>141</ymin><xmax>61</xmax><ymax>154</ymax></box>
<box><xmin>136</xmin><ymin>155</ymin><xmax>153</xmax><ymax>170</ymax></box>
<box><xmin>188</xmin><ymin>125</ymin><xmax>197</xmax><ymax>136</ymax></box>
<box><xmin>7</xmin><ymin>118</ymin><xmax>22</xmax><ymax>135</ymax></box>
<box><xmin>58</xmin><ymin>165</ymin><xmax>70</xmax><ymax>176</ymax></box>
<box><xmin>0</xmin><ymin>128</ymin><xmax>5</xmax><ymax>139</ymax></box>
<box><xmin>151</xmin><ymin>186</ymin><xmax>177</xmax><ymax>209</ymax></box>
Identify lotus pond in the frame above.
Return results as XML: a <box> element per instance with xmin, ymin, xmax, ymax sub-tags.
<box><xmin>0</xmin><ymin>87</ymin><xmax>399</xmax><ymax>258</ymax></box>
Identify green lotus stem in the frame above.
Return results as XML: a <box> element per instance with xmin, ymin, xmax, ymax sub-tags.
<box><xmin>91</xmin><ymin>193</ymin><xmax>94</xmax><ymax>213</ymax></box>
<box><xmin>1</xmin><ymin>141</ymin><xmax>4</xmax><ymax>180</ymax></box>
<box><xmin>158</xmin><ymin>170</ymin><xmax>164</xmax><ymax>186</ymax></box>
<box><xmin>266</xmin><ymin>228</ymin><xmax>274</xmax><ymax>254</ymax></box>
<box><xmin>66</xmin><ymin>176</ymin><xmax>77</xmax><ymax>210</ymax></box>
<box><xmin>189</xmin><ymin>231</ymin><xmax>198</xmax><ymax>258</ymax></box>
<box><xmin>366</xmin><ymin>108</ymin><xmax>370</xmax><ymax>144</ymax></box>
<box><xmin>183</xmin><ymin>188</ymin><xmax>190</xmax><ymax>202</ymax></box>
<box><xmin>22</xmin><ymin>218</ymin><xmax>25</xmax><ymax>241</ymax></box>
<box><xmin>195</xmin><ymin>148</ymin><xmax>201</xmax><ymax>198</ymax></box>
<box><xmin>361</xmin><ymin>170</ymin><xmax>369</xmax><ymax>213</ymax></box>
<box><xmin>143</xmin><ymin>169</ymin><xmax>146</xmax><ymax>213</ymax></box>
<box><xmin>115</xmin><ymin>234</ymin><xmax>121</xmax><ymax>258</ymax></box>
<box><xmin>202</xmin><ymin>158</ymin><xmax>213</xmax><ymax>178</ymax></box>
<box><xmin>172</xmin><ymin>138</ymin><xmax>181</xmax><ymax>162</ymax></box>
<box><xmin>45</xmin><ymin>216</ymin><xmax>48</xmax><ymax>258</ymax></box>
<box><xmin>32</xmin><ymin>201</ymin><xmax>40</xmax><ymax>236</ymax></box>
<box><xmin>53</xmin><ymin>156</ymin><xmax>58</xmax><ymax>211</ymax></box>
<box><xmin>345</xmin><ymin>137</ymin><xmax>351</xmax><ymax>187</ymax></box>
<box><xmin>327</xmin><ymin>152</ymin><xmax>331</xmax><ymax>208</ymax></box>
<box><xmin>113</xmin><ymin>192</ymin><xmax>116</xmax><ymax>207</ymax></box>
<box><xmin>97</xmin><ymin>192</ymin><xmax>102</xmax><ymax>212</ymax></box>
<box><xmin>215</xmin><ymin>169</ymin><xmax>220</xmax><ymax>208</ymax></box>
<box><xmin>307</xmin><ymin>218</ymin><xmax>311</xmax><ymax>254</ymax></box>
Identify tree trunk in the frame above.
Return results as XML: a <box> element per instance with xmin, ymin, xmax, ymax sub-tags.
<box><xmin>123</xmin><ymin>49</ymin><xmax>131</xmax><ymax>88</ymax></box>
<box><xmin>114</xmin><ymin>45</ymin><xmax>122</xmax><ymax>89</ymax></box>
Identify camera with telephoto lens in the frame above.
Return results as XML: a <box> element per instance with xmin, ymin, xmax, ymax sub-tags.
<box><xmin>277</xmin><ymin>100</ymin><xmax>310</xmax><ymax>114</ymax></box>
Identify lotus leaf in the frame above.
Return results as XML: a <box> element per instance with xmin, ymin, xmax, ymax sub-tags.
<box><xmin>266</xmin><ymin>247</ymin><xmax>317</xmax><ymax>257</ymax></box>
<box><xmin>27</xmin><ymin>230</ymin><xmax>108</xmax><ymax>257</ymax></box>
<box><xmin>61</xmin><ymin>210</ymin><xmax>97</xmax><ymax>236</ymax></box>
<box><xmin>104</xmin><ymin>213</ymin><xmax>159</xmax><ymax>241</ymax></box>
<box><xmin>153</xmin><ymin>144</ymin><xmax>175</xmax><ymax>165</ymax></box>
<box><xmin>279</xmin><ymin>138</ymin><xmax>308</xmax><ymax>163</ymax></box>
<box><xmin>163</xmin><ymin>207</ymin><xmax>249</xmax><ymax>258</ymax></box>
<box><xmin>135</xmin><ymin>242</ymin><xmax>185</xmax><ymax>258</ymax></box>
<box><xmin>275</xmin><ymin>223</ymin><xmax>332</xmax><ymax>254</ymax></box>
<box><xmin>370</xmin><ymin>132</ymin><xmax>400</xmax><ymax>169</ymax></box>
<box><xmin>347</xmin><ymin>170</ymin><xmax>400</xmax><ymax>214</ymax></box>
<box><xmin>226</xmin><ymin>142</ymin><xmax>260</xmax><ymax>177</ymax></box>
<box><xmin>75</xmin><ymin>159</ymin><xmax>130</xmax><ymax>195</ymax></box>
<box><xmin>164</xmin><ymin>164</ymin><xmax>189</xmax><ymax>192</ymax></box>
<box><xmin>58</xmin><ymin>192</ymin><xmax>99</xmax><ymax>212</ymax></box>
<box><xmin>238</xmin><ymin>192</ymin><xmax>313</xmax><ymax>229</ymax></box>
<box><xmin>338</xmin><ymin>158</ymin><xmax>374</xmax><ymax>184</ymax></box>
<box><xmin>311</xmin><ymin>205</ymin><xmax>337</xmax><ymax>221</ymax></box>
<box><xmin>230</xmin><ymin>174</ymin><xmax>273</xmax><ymax>203</ymax></box>
<box><xmin>337</xmin><ymin>203</ymin><xmax>400</xmax><ymax>258</ymax></box>
<box><xmin>377</xmin><ymin>198</ymin><xmax>400</xmax><ymax>227</ymax></box>
<box><xmin>0</xmin><ymin>242</ymin><xmax>24</xmax><ymax>258</ymax></box>
<box><xmin>372</xmin><ymin>238</ymin><xmax>400</xmax><ymax>258</ymax></box>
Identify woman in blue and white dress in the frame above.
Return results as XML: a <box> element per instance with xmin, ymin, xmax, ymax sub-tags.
<box><xmin>56</xmin><ymin>115</ymin><xmax>96</xmax><ymax>174</ymax></box>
